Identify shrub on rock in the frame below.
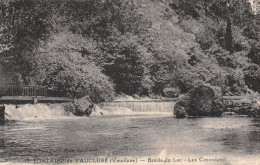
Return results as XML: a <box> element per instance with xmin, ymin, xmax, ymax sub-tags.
<box><xmin>62</xmin><ymin>97</ymin><xmax>93</xmax><ymax>116</ymax></box>
<box><xmin>73</xmin><ymin>97</ymin><xmax>93</xmax><ymax>116</ymax></box>
<box><xmin>211</xmin><ymin>99</ymin><xmax>225</xmax><ymax>116</ymax></box>
<box><xmin>174</xmin><ymin>102</ymin><xmax>187</xmax><ymax>118</ymax></box>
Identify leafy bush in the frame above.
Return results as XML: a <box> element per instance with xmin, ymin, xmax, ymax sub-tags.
<box><xmin>62</xmin><ymin>97</ymin><xmax>93</xmax><ymax>116</ymax></box>
<box><xmin>248</xmin><ymin>43</ymin><xmax>260</xmax><ymax>65</ymax></box>
<box><xmin>225</xmin><ymin>70</ymin><xmax>246</xmax><ymax>94</ymax></box>
<box><xmin>243</xmin><ymin>64</ymin><xmax>260</xmax><ymax>93</ymax></box>
<box><xmin>47</xmin><ymin>63</ymin><xmax>115</xmax><ymax>103</ymax></box>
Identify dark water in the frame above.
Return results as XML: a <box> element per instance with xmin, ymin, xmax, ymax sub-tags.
<box><xmin>0</xmin><ymin>115</ymin><xmax>260</xmax><ymax>163</ymax></box>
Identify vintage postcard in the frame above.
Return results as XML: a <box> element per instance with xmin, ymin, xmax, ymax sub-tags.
<box><xmin>0</xmin><ymin>0</ymin><xmax>260</xmax><ymax>165</ymax></box>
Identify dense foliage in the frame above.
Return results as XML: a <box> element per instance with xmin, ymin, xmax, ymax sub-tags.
<box><xmin>0</xmin><ymin>0</ymin><xmax>259</xmax><ymax>106</ymax></box>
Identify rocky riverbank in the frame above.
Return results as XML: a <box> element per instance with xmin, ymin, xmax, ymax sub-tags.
<box><xmin>174</xmin><ymin>85</ymin><xmax>260</xmax><ymax>118</ymax></box>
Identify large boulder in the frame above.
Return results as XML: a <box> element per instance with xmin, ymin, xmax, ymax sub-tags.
<box><xmin>188</xmin><ymin>85</ymin><xmax>216</xmax><ymax>116</ymax></box>
<box><xmin>174</xmin><ymin>85</ymin><xmax>224</xmax><ymax>118</ymax></box>
<box><xmin>63</xmin><ymin>97</ymin><xmax>93</xmax><ymax>116</ymax></box>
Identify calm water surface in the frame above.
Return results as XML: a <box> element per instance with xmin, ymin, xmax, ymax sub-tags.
<box><xmin>0</xmin><ymin>115</ymin><xmax>260</xmax><ymax>163</ymax></box>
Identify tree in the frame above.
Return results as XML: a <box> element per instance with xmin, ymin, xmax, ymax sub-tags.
<box><xmin>248</xmin><ymin>43</ymin><xmax>260</xmax><ymax>65</ymax></box>
<box><xmin>0</xmin><ymin>0</ymin><xmax>52</xmax><ymax>84</ymax></box>
<box><xmin>35</xmin><ymin>31</ymin><xmax>115</xmax><ymax>102</ymax></box>
<box><xmin>225</xmin><ymin>17</ymin><xmax>233</xmax><ymax>52</ymax></box>
<box><xmin>104</xmin><ymin>43</ymin><xmax>145</xmax><ymax>95</ymax></box>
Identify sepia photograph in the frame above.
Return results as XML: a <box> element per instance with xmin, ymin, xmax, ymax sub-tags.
<box><xmin>0</xmin><ymin>0</ymin><xmax>260</xmax><ymax>164</ymax></box>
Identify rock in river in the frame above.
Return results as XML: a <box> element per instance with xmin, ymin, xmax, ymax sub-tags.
<box><xmin>174</xmin><ymin>85</ymin><xmax>224</xmax><ymax>118</ymax></box>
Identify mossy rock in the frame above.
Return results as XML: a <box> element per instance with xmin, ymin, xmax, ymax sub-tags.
<box><xmin>63</xmin><ymin>97</ymin><xmax>93</xmax><ymax>116</ymax></box>
<box><xmin>174</xmin><ymin>85</ymin><xmax>224</xmax><ymax>118</ymax></box>
<box><xmin>187</xmin><ymin>85</ymin><xmax>224</xmax><ymax>116</ymax></box>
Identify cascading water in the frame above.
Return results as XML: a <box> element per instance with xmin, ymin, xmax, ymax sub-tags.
<box><xmin>3</xmin><ymin>100</ymin><xmax>176</xmax><ymax>121</ymax></box>
<box><xmin>102</xmin><ymin>101</ymin><xmax>176</xmax><ymax>113</ymax></box>
<box><xmin>4</xmin><ymin>104</ymin><xmax>71</xmax><ymax>121</ymax></box>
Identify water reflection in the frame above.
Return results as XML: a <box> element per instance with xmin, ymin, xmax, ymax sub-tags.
<box><xmin>0</xmin><ymin>116</ymin><xmax>259</xmax><ymax>163</ymax></box>
<box><xmin>215</xmin><ymin>119</ymin><xmax>260</xmax><ymax>154</ymax></box>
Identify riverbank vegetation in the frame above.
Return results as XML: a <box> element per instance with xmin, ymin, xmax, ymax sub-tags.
<box><xmin>0</xmin><ymin>0</ymin><xmax>259</xmax><ymax>116</ymax></box>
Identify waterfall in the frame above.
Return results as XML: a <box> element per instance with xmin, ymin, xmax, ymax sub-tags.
<box><xmin>102</xmin><ymin>101</ymin><xmax>176</xmax><ymax>112</ymax></box>
<box><xmin>3</xmin><ymin>101</ymin><xmax>176</xmax><ymax>120</ymax></box>
<box><xmin>4</xmin><ymin>104</ymin><xmax>71</xmax><ymax>121</ymax></box>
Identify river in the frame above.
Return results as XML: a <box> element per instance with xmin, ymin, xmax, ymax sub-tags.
<box><xmin>0</xmin><ymin>113</ymin><xmax>260</xmax><ymax>165</ymax></box>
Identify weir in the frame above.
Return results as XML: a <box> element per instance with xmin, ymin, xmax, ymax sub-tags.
<box><xmin>0</xmin><ymin>83</ymin><xmax>73</xmax><ymax>124</ymax></box>
<box><xmin>102</xmin><ymin>100</ymin><xmax>176</xmax><ymax>112</ymax></box>
<box><xmin>4</xmin><ymin>104</ymin><xmax>71</xmax><ymax>121</ymax></box>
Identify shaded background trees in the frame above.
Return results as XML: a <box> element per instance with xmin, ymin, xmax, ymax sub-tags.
<box><xmin>0</xmin><ymin>0</ymin><xmax>52</xmax><ymax>84</ymax></box>
<box><xmin>0</xmin><ymin>0</ymin><xmax>259</xmax><ymax>103</ymax></box>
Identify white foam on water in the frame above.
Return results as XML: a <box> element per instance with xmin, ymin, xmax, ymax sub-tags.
<box><xmin>102</xmin><ymin>101</ymin><xmax>176</xmax><ymax>113</ymax></box>
<box><xmin>4</xmin><ymin>103</ymin><xmax>172</xmax><ymax>122</ymax></box>
<box><xmin>4</xmin><ymin>104</ymin><xmax>71</xmax><ymax>121</ymax></box>
<box><xmin>91</xmin><ymin>105</ymin><xmax>172</xmax><ymax>117</ymax></box>
<box><xmin>11</xmin><ymin>126</ymin><xmax>46</xmax><ymax>131</ymax></box>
